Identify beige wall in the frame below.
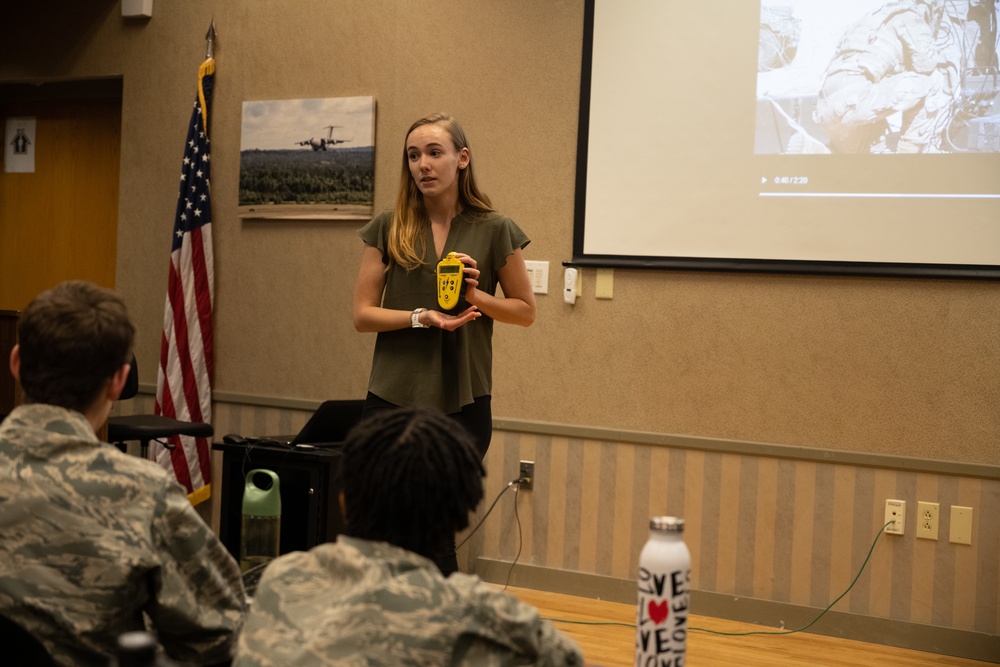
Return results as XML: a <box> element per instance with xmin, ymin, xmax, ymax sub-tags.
<box><xmin>476</xmin><ymin>431</ymin><xmax>999</xmax><ymax>636</ymax></box>
<box><xmin>2</xmin><ymin>1</ymin><xmax>995</xmax><ymax>465</ymax></box>
<box><xmin>5</xmin><ymin>0</ymin><xmax>998</xmax><ymax>657</ymax></box>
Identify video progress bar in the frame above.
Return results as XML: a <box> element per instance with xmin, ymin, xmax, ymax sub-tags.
<box><xmin>759</xmin><ymin>192</ymin><xmax>1000</xmax><ymax>199</ymax></box>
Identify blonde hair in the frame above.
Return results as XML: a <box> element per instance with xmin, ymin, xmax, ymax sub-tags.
<box><xmin>387</xmin><ymin>113</ymin><xmax>494</xmax><ymax>270</ymax></box>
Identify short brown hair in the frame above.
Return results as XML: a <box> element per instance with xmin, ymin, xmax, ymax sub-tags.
<box><xmin>17</xmin><ymin>281</ymin><xmax>135</xmax><ymax>413</ymax></box>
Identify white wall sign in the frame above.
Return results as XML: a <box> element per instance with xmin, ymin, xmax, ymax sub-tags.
<box><xmin>5</xmin><ymin>117</ymin><xmax>36</xmax><ymax>173</ymax></box>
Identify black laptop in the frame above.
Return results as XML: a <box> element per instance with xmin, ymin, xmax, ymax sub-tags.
<box><xmin>267</xmin><ymin>399</ymin><xmax>366</xmax><ymax>447</ymax></box>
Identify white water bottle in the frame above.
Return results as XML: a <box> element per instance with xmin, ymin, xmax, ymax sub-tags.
<box><xmin>635</xmin><ymin>516</ymin><xmax>691</xmax><ymax>667</ymax></box>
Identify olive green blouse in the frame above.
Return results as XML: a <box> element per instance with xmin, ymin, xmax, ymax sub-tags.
<box><xmin>357</xmin><ymin>209</ymin><xmax>529</xmax><ymax>413</ymax></box>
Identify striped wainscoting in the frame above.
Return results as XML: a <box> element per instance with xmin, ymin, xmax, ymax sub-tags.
<box><xmin>466</xmin><ymin>429</ymin><xmax>999</xmax><ymax>650</ymax></box>
<box><xmin>111</xmin><ymin>394</ymin><xmax>1000</xmax><ymax>660</ymax></box>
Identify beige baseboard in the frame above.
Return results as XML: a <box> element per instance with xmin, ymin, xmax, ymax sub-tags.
<box><xmin>474</xmin><ymin>558</ymin><xmax>1000</xmax><ymax>664</ymax></box>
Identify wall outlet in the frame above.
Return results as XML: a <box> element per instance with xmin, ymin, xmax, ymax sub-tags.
<box><xmin>884</xmin><ymin>499</ymin><xmax>906</xmax><ymax>535</ymax></box>
<box><xmin>518</xmin><ymin>460</ymin><xmax>535</xmax><ymax>490</ymax></box>
<box><xmin>916</xmin><ymin>501</ymin><xmax>939</xmax><ymax>540</ymax></box>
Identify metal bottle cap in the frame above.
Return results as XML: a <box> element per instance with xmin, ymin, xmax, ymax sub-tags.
<box><xmin>116</xmin><ymin>631</ymin><xmax>157</xmax><ymax>665</ymax></box>
<box><xmin>649</xmin><ymin>516</ymin><xmax>685</xmax><ymax>532</ymax></box>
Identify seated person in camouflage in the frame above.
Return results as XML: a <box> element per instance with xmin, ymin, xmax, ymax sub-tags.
<box><xmin>234</xmin><ymin>407</ymin><xmax>583</xmax><ymax>666</ymax></box>
<box><xmin>0</xmin><ymin>281</ymin><xmax>246</xmax><ymax>666</ymax></box>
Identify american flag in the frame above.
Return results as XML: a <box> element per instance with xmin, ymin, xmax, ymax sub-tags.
<box><xmin>154</xmin><ymin>57</ymin><xmax>216</xmax><ymax>505</ymax></box>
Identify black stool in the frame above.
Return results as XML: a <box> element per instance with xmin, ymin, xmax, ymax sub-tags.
<box><xmin>108</xmin><ymin>353</ymin><xmax>214</xmax><ymax>458</ymax></box>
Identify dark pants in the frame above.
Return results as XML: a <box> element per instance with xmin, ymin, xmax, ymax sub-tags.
<box><xmin>362</xmin><ymin>392</ymin><xmax>492</xmax><ymax>460</ymax></box>
<box><xmin>361</xmin><ymin>392</ymin><xmax>492</xmax><ymax>576</ymax></box>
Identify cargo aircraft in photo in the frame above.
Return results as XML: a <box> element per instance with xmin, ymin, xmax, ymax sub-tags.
<box><xmin>296</xmin><ymin>125</ymin><xmax>352</xmax><ymax>151</ymax></box>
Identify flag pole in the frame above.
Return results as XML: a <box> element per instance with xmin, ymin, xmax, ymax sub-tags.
<box><xmin>198</xmin><ymin>22</ymin><xmax>217</xmax><ymax>133</ymax></box>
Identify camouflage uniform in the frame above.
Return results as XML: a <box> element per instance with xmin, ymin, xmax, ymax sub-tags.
<box><xmin>0</xmin><ymin>404</ymin><xmax>247</xmax><ymax>666</ymax></box>
<box><xmin>815</xmin><ymin>0</ymin><xmax>957</xmax><ymax>153</ymax></box>
<box><xmin>234</xmin><ymin>536</ymin><xmax>584</xmax><ymax>666</ymax></box>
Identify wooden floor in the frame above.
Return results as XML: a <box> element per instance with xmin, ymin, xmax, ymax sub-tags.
<box><xmin>505</xmin><ymin>586</ymin><xmax>994</xmax><ymax>667</ymax></box>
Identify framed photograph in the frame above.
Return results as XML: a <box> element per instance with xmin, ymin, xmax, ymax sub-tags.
<box><xmin>239</xmin><ymin>96</ymin><xmax>375</xmax><ymax>221</ymax></box>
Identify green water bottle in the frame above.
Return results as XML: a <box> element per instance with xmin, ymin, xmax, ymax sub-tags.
<box><xmin>240</xmin><ymin>469</ymin><xmax>281</xmax><ymax>572</ymax></box>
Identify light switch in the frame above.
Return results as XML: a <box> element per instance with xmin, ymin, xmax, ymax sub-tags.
<box><xmin>524</xmin><ymin>260</ymin><xmax>549</xmax><ymax>295</ymax></box>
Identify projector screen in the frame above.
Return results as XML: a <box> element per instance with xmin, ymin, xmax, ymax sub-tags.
<box><xmin>573</xmin><ymin>0</ymin><xmax>1000</xmax><ymax>278</ymax></box>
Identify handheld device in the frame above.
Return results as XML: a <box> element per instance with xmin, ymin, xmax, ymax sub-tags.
<box><xmin>564</xmin><ymin>267</ymin><xmax>579</xmax><ymax>304</ymax></box>
<box><xmin>437</xmin><ymin>252</ymin><xmax>465</xmax><ymax>310</ymax></box>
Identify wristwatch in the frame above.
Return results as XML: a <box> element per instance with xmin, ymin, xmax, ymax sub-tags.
<box><xmin>410</xmin><ymin>308</ymin><xmax>429</xmax><ymax>328</ymax></box>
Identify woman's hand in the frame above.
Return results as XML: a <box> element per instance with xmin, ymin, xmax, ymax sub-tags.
<box><xmin>451</xmin><ymin>252</ymin><xmax>482</xmax><ymax>305</ymax></box>
<box><xmin>423</xmin><ymin>305</ymin><xmax>480</xmax><ymax>331</ymax></box>
<box><xmin>448</xmin><ymin>248</ymin><xmax>536</xmax><ymax>327</ymax></box>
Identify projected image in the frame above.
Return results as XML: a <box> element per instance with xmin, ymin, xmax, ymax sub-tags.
<box><xmin>755</xmin><ymin>0</ymin><xmax>1000</xmax><ymax>154</ymax></box>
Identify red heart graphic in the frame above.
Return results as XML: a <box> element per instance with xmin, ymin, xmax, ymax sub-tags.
<box><xmin>648</xmin><ymin>599</ymin><xmax>669</xmax><ymax>625</ymax></box>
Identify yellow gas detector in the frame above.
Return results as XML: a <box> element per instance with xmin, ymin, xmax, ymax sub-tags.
<box><xmin>436</xmin><ymin>252</ymin><xmax>465</xmax><ymax>310</ymax></box>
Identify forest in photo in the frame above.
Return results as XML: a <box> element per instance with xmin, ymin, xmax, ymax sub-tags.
<box><xmin>238</xmin><ymin>147</ymin><xmax>374</xmax><ymax>206</ymax></box>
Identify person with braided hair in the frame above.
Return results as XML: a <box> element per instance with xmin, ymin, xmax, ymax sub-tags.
<box><xmin>337</xmin><ymin>405</ymin><xmax>486</xmax><ymax>559</ymax></box>
<box><xmin>353</xmin><ymin>113</ymin><xmax>536</xmax><ymax>461</ymax></box>
<box><xmin>234</xmin><ymin>407</ymin><xmax>583</xmax><ymax>667</ymax></box>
